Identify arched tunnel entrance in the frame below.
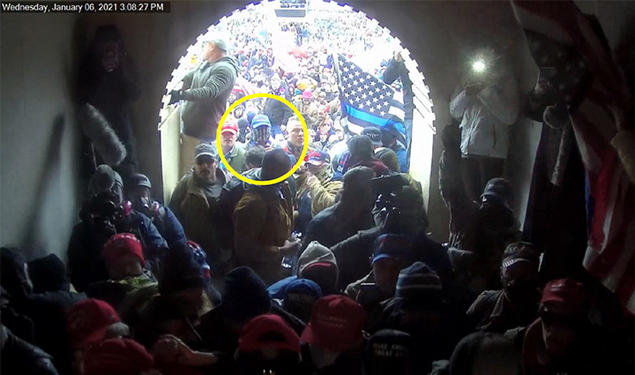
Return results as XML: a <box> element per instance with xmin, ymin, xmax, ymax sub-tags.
<box><xmin>157</xmin><ymin>0</ymin><xmax>436</xmax><ymax>206</ymax></box>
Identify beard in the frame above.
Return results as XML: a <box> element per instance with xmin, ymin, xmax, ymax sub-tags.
<box><xmin>195</xmin><ymin>168</ymin><xmax>215</xmax><ymax>184</ymax></box>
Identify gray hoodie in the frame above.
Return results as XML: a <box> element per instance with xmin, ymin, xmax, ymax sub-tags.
<box><xmin>181</xmin><ymin>56</ymin><xmax>239</xmax><ymax>140</ymax></box>
<box><xmin>297</xmin><ymin>241</ymin><xmax>338</xmax><ymax>276</ymax></box>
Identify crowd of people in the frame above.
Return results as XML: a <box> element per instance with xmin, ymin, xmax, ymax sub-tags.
<box><xmin>165</xmin><ymin>6</ymin><xmax>409</xmax><ymax>173</ymax></box>
<box><xmin>3</xmin><ymin>119</ymin><xmax>633</xmax><ymax>374</ymax></box>
<box><xmin>2</xmin><ymin>4</ymin><xmax>634</xmax><ymax>375</ymax></box>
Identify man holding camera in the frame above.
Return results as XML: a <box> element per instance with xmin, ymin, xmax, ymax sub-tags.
<box><xmin>332</xmin><ymin>183</ymin><xmax>449</xmax><ymax>291</ymax></box>
<box><xmin>449</xmin><ymin>50</ymin><xmax>519</xmax><ymax>202</ymax></box>
<box><xmin>301</xmin><ymin>166</ymin><xmax>376</xmax><ymax>252</ymax></box>
<box><xmin>67</xmin><ymin>165</ymin><xmax>168</xmax><ymax>292</ymax></box>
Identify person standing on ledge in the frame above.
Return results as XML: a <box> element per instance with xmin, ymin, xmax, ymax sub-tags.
<box><xmin>169</xmin><ymin>37</ymin><xmax>239</xmax><ymax>177</ymax></box>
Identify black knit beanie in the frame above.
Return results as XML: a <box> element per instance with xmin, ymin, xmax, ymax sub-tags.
<box><xmin>222</xmin><ymin>266</ymin><xmax>271</xmax><ymax>322</ymax></box>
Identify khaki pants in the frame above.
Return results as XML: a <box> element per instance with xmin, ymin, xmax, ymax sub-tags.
<box><xmin>180</xmin><ymin>133</ymin><xmax>201</xmax><ymax>177</ymax></box>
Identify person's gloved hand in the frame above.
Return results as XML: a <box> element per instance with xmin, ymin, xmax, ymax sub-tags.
<box><xmin>168</xmin><ymin>90</ymin><xmax>183</xmax><ymax>105</ymax></box>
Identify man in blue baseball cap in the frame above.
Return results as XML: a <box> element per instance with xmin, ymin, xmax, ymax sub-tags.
<box><xmin>342</xmin><ymin>234</ymin><xmax>412</xmax><ymax>331</ymax></box>
<box><xmin>248</xmin><ymin>114</ymin><xmax>273</xmax><ymax>150</ymax></box>
<box><xmin>345</xmin><ymin>234</ymin><xmax>413</xmax><ymax>300</ymax></box>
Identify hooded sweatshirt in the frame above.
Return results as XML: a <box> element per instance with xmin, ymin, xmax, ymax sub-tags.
<box><xmin>181</xmin><ymin>56</ymin><xmax>240</xmax><ymax>140</ymax></box>
<box><xmin>296</xmin><ymin>241</ymin><xmax>339</xmax><ymax>295</ymax></box>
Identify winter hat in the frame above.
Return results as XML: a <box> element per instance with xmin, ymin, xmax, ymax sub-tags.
<box><xmin>342</xmin><ymin>166</ymin><xmax>375</xmax><ymax>193</ymax></box>
<box><xmin>362</xmin><ymin>127</ymin><xmax>382</xmax><ymax>147</ymax></box>
<box><xmin>0</xmin><ymin>247</ymin><xmax>32</xmax><ymax>299</ymax></box>
<box><xmin>297</xmin><ymin>242</ymin><xmax>339</xmax><ymax>294</ymax></box>
<box><xmin>348</xmin><ymin>135</ymin><xmax>374</xmax><ymax>160</ymax></box>
<box><xmin>66</xmin><ymin>299</ymin><xmax>121</xmax><ymax>348</ymax></box>
<box><xmin>302</xmin><ymin>90</ymin><xmax>313</xmax><ymax>100</ymax></box>
<box><xmin>395</xmin><ymin>262</ymin><xmax>442</xmax><ymax>308</ymax></box>
<box><xmin>372</xmin><ymin>234</ymin><xmax>413</xmax><ymax>265</ymax></box>
<box><xmin>301</xmin><ymin>295</ymin><xmax>366</xmax><ymax>353</ymax></box>
<box><xmin>238</xmin><ymin>118</ymin><xmax>249</xmax><ymax>131</ymax></box>
<box><xmin>364</xmin><ymin>329</ymin><xmax>413</xmax><ymax>375</ymax></box>
<box><xmin>88</xmin><ymin>164</ymin><xmax>123</xmax><ymax>198</ymax></box>
<box><xmin>375</xmin><ymin>147</ymin><xmax>400</xmax><ymax>172</ymax></box>
<box><xmin>83</xmin><ymin>338</ymin><xmax>154</xmax><ymax>375</ymax></box>
<box><xmin>297</xmin><ymin>241</ymin><xmax>337</xmax><ymax>275</ymax></box>
<box><xmin>102</xmin><ymin>233</ymin><xmax>145</xmax><ymax>267</ymax></box>
<box><xmin>501</xmin><ymin>241</ymin><xmax>541</xmax><ymax>271</ymax></box>
<box><xmin>261</xmin><ymin>148</ymin><xmax>291</xmax><ymax>181</ymax></box>
<box><xmin>28</xmin><ymin>253</ymin><xmax>69</xmax><ymax>293</ymax></box>
<box><xmin>540</xmin><ymin>278</ymin><xmax>588</xmax><ymax>315</ymax></box>
<box><xmin>449</xmin><ymin>331</ymin><xmax>517</xmax><ymax>375</ymax></box>
<box><xmin>252</xmin><ymin>114</ymin><xmax>272</xmax><ymax>129</ymax></box>
<box><xmin>481</xmin><ymin>178</ymin><xmax>513</xmax><ymax>210</ymax></box>
<box><xmin>223</xmin><ymin>266</ymin><xmax>271</xmax><ymax>322</ymax></box>
<box><xmin>159</xmin><ymin>244</ymin><xmax>206</xmax><ymax>295</ymax></box>
<box><xmin>239</xmin><ymin>314</ymin><xmax>301</xmax><ymax>353</ymax></box>
<box><xmin>502</xmin><ymin>241</ymin><xmax>541</xmax><ymax>262</ymax></box>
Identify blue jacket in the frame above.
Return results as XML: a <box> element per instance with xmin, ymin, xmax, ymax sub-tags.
<box><xmin>142</xmin><ymin>203</ymin><xmax>187</xmax><ymax>249</ymax></box>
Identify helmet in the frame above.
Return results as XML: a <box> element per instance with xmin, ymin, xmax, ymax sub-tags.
<box><xmin>129</xmin><ymin>173</ymin><xmax>152</xmax><ymax>190</ymax></box>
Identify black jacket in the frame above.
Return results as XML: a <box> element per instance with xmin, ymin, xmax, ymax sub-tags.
<box><xmin>1</xmin><ymin>326</ymin><xmax>59</xmax><ymax>375</ymax></box>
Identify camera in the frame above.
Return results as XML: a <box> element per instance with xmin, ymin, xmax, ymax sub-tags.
<box><xmin>372</xmin><ymin>174</ymin><xmax>408</xmax><ymax>210</ymax></box>
<box><xmin>371</xmin><ymin>174</ymin><xmax>409</xmax><ymax>232</ymax></box>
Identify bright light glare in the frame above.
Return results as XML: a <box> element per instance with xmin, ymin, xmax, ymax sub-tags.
<box><xmin>472</xmin><ymin>59</ymin><xmax>486</xmax><ymax>73</ymax></box>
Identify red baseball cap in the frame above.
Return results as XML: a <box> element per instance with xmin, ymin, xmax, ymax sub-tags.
<box><xmin>83</xmin><ymin>338</ymin><xmax>154</xmax><ymax>375</ymax></box>
<box><xmin>221</xmin><ymin>121</ymin><xmax>239</xmax><ymax>136</ymax></box>
<box><xmin>239</xmin><ymin>314</ymin><xmax>301</xmax><ymax>353</ymax></box>
<box><xmin>540</xmin><ymin>278</ymin><xmax>587</xmax><ymax>314</ymax></box>
<box><xmin>102</xmin><ymin>233</ymin><xmax>144</xmax><ymax>267</ymax></box>
<box><xmin>66</xmin><ymin>299</ymin><xmax>121</xmax><ymax>348</ymax></box>
<box><xmin>306</xmin><ymin>151</ymin><xmax>331</xmax><ymax>166</ymax></box>
<box><xmin>301</xmin><ymin>295</ymin><xmax>366</xmax><ymax>352</ymax></box>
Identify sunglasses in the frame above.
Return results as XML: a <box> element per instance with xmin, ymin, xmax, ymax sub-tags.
<box><xmin>196</xmin><ymin>156</ymin><xmax>217</xmax><ymax>165</ymax></box>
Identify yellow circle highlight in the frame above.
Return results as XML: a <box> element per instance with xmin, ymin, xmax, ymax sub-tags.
<box><xmin>216</xmin><ymin>93</ymin><xmax>308</xmax><ymax>186</ymax></box>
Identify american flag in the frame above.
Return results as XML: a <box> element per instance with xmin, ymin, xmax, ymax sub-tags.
<box><xmin>333</xmin><ymin>54</ymin><xmax>407</xmax><ymax>143</ymax></box>
<box><xmin>511</xmin><ymin>0</ymin><xmax>634</xmax><ymax>314</ymax></box>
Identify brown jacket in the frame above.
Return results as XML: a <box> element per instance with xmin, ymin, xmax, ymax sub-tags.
<box><xmin>169</xmin><ymin>170</ymin><xmax>226</xmax><ymax>261</ymax></box>
<box><xmin>233</xmin><ymin>183</ymin><xmax>293</xmax><ymax>284</ymax></box>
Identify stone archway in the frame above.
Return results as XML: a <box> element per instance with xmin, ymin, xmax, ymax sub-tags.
<box><xmin>157</xmin><ymin>0</ymin><xmax>436</xmax><ymax>206</ymax></box>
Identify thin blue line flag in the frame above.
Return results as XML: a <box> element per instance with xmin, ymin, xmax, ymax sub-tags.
<box><xmin>333</xmin><ymin>53</ymin><xmax>407</xmax><ymax>143</ymax></box>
